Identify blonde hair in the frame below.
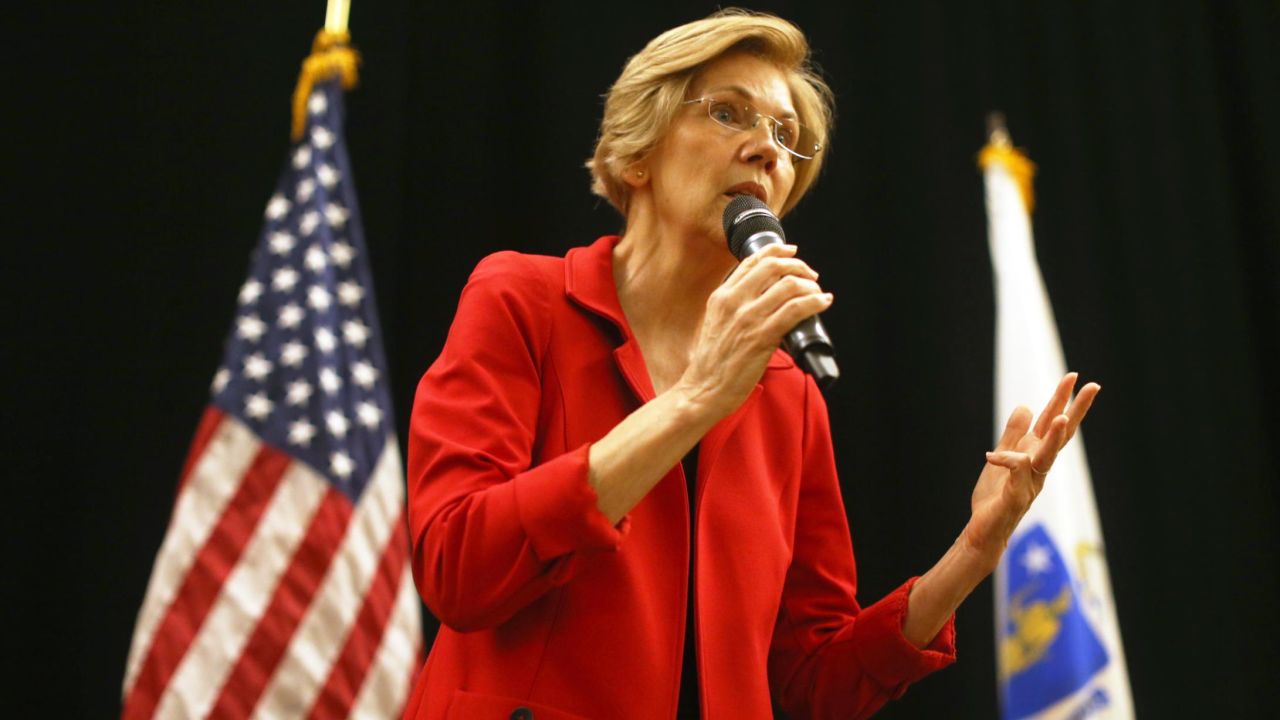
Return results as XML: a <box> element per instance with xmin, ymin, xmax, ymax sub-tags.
<box><xmin>587</xmin><ymin>9</ymin><xmax>834</xmax><ymax>217</ymax></box>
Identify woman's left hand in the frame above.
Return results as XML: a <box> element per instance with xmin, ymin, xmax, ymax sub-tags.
<box><xmin>960</xmin><ymin>373</ymin><xmax>1100</xmax><ymax>569</ymax></box>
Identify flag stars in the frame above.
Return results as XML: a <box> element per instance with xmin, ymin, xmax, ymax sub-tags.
<box><xmin>280</xmin><ymin>341</ymin><xmax>308</xmax><ymax>367</ymax></box>
<box><xmin>239</xmin><ymin>279</ymin><xmax>264</xmax><ymax>305</ymax></box>
<box><xmin>330</xmin><ymin>241</ymin><xmax>355</xmax><ymax>268</ymax></box>
<box><xmin>236</xmin><ymin>314</ymin><xmax>267</xmax><ymax>342</ymax></box>
<box><xmin>269</xmin><ymin>231</ymin><xmax>296</xmax><ymax>256</ymax></box>
<box><xmin>351</xmin><ymin>360</ymin><xmax>378</xmax><ymax>389</ymax></box>
<box><xmin>307</xmin><ymin>285</ymin><xmax>332</xmax><ymax>311</ymax></box>
<box><xmin>326</xmin><ymin>410</ymin><xmax>350</xmax><ymax>438</ymax></box>
<box><xmin>305</xmin><ymin>246</ymin><xmax>329</xmax><ymax>273</ymax></box>
<box><xmin>315</xmin><ymin>327</ymin><xmax>337</xmax><ymax>353</ymax></box>
<box><xmin>278</xmin><ymin>303</ymin><xmax>304</xmax><ymax>329</ymax></box>
<box><xmin>245</xmin><ymin>392</ymin><xmax>274</xmax><ymax>420</ymax></box>
<box><xmin>308</xmin><ymin>92</ymin><xmax>327</xmax><ymax>115</ymax></box>
<box><xmin>296</xmin><ymin>178</ymin><xmax>316</xmax><ymax>203</ymax></box>
<box><xmin>286</xmin><ymin>379</ymin><xmax>313</xmax><ymax>406</ymax></box>
<box><xmin>317</xmin><ymin>164</ymin><xmax>340</xmax><ymax>189</ymax></box>
<box><xmin>299</xmin><ymin>211</ymin><xmax>321</xmax><ymax>236</ymax></box>
<box><xmin>292</xmin><ymin>146</ymin><xmax>312</xmax><ymax>170</ymax></box>
<box><xmin>311</xmin><ymin>126</ymin><xmax>335</xmax><ymax>150</ymax></box>
<box><xmin>272</xmin><ymin>266</ymin><xmax>300</xmax><ymax>292</ymax></box>
<box><xmin>330</xmin><ymin>451</ymin><xmax>354</xmax><ymax>479</ymax></box>
<box><xmin>243</xmin><ymin>352</ymin><xmax>273</xmax><ymax>381</ymax></box>
<box><xmin>319</xmin><ymin>367</ymin><xmax>342</xmax><ymax>395</ymax></box>
<box><xmin>288</xmin><ymin>418</ymin><xmax>317</xmax><ymax>447</ymax></box>
<box><xmin>337</xmin><ymin>280</ymin><xmax>364</xmax><ymax>307</ymax></box>
<box><xmin>1022</xmin><ymin>543</ymin><xmax>1053</xmax><ymax>575</ymax></box>
<box><xmin>324</xmin><ymin>202</ymin><xmax>349</xmax><ymax>228</ymax></box>
<box><xmin>265</xmin><ymin>193</ymin><xmax>290</xmax><ymax>220</ymax></box>
<box><xmin>211</xmin><ymin>368</ymin><xmax>231</xmax><ymax>395</ymax></box>
<box><xmin>343</xmin><ymin>320</ymin><xmax>370</xmax><ymax>349</ymax></box>
<box><xmin>356</xmin><ymin>401</ymin><xmax>383</xmax><ymax>429</ymax></box>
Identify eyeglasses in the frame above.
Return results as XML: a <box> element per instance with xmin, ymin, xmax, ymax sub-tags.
<box><xmin>683</xmin><ymin>96</ymin><xmax>822</xmax><ymax>161</ymax></box>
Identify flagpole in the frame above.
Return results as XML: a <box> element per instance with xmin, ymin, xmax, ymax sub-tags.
<box><xmin>325</xmin><ymin>0</ymin><xmax>351</xmax><ymax>33</ymax></box>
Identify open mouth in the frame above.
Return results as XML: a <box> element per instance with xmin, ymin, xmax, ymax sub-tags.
<box><xmin>723</xmin><ymin>183</ymin><xmax>767</xmax><ymax>204</ymax></box>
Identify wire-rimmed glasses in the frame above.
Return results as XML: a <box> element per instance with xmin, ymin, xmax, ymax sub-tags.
<box><xmin>683</xmin><ymin>96</ymin><xmax>822</xmax><ymax>160</ymax></box>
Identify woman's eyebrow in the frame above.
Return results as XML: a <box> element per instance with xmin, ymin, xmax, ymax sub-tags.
<box><xmin>702</xmin><ymin>84</ymin><xmax>797</xmax><ymax>119</ymax></box>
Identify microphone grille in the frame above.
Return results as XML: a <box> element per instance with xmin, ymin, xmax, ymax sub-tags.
<box><xmin>723</xmin><ymin>195</ymin><xmax>785</xmax><ymax>259</ymax></box>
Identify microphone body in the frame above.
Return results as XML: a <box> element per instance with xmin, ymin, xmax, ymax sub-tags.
<box><xmin>723</xmin><ymin>196</ymin><xmax>840</xmax><ymax>389</ymax></box>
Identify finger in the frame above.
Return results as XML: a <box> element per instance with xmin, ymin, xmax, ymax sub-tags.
<box><xmin>996</xmin><ymin>406</ymin><xmax>1032</xmax><ymax>452</ymax></box>
<box><xmin>1033</xmin><ymin>373</ymin><xmax>1078</xmax><ymax>438</ymax></box>
<box><xmin>728</xmin><ymin>254</ymin><xmax>820</xmax><ymax>300</ymax></box>
<box><xmin>745</xmin><ymin>273</ymin><xmax>824</xmax><ymax>318</ymax></box>
<box><xmin>1063</xmin><ymin>382</ymin><xmax>1100</xmax><ymax>442</ymax></box>
<box><xmin>1031</xmin><ymin>414</ymin><xmax>1069</xmax><ymax>473</ymax></box>
<box><xmin>722</xmin><ymin>243</ymin><xmax>797</xmax><ymax>287</ymax></box>
<box><xmin>757</xmin><ymin>291</ymin><xmax>834</xmax><ymax>342</ymax></box>
<box><xmin>985</xmin><ymin>450</ymin><xmax>1032</xmax><ymax>476</ymax></box>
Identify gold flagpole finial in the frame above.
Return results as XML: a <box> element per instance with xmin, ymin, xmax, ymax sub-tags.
<box><xmin>978</xmin><ymin>111</ymin><xmax>1036</xmax><ymax>214</ymax></box>
<box><xmin>291</xmin><ymin>1</ymin><xmax>359</xmax><ymax>141</ymax></box>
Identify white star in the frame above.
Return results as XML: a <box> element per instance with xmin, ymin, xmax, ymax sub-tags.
<box><xmin>243</xmin><ymin>352</ymin><xmax>273</xmax><ymax>381</ymax></box>
<box><xmin>245</xmin><ymin>392</ymin><xmax>274</xmax><ymax>420</ymax></box>
<box><xmin>1022</xmin><ymin>543</ymin><xmax>1053</xmax><ymax>575</ymax></box>
<box><xmin>315</xmin><ymin>327</ymin><xmax>337</xmax><ymax>353</ymax></box>
<box><xmin>316</xmin><ymin>163</ymin><xmax>340</xmax><ymax>189</ymax></box>
<box><xmin>299</xmin><ymin>211</ymin><xmax>321</xmax><ymax>236</ymax></box>
<box><xmin>337</xmin><ymin>280</ymin><xmax>363</xmax><ymax>307</ymax></box>
<box><xmin>329</xmin><ymin>241</ymin><xmax>355</xmax><ymax>268</ymax></box>
<box><xmin>311</xmin><ymin>126</ymin><xmax>335</xmax><ymax>149</ymax></box>
<box><xmin>272</xmin><ymin>266</ymin><xmax>300</xmax><ymax>292</ymax></box>
<box><xmin>351</xmin><ymin>360</ymin><xmax>378</xmax><ymax>389</ymax></box>
<box><xmin>319</xmin><ymin>367</ymin><xmax>342</xmax><ymax>394</ymax></box>
<box><xmin>324</xmin><ymin>203</ymin><xmax>349</xmax><ymax>229</ymax></box>
<box><xmin>343</xmin><ymin>320</ymin><xmax>370</xmax><ymax>348</ymax></box>
<box><xmin>305</xmin><ymin>245</ymin><xmax>328</xmax><ymax>272</ymax></box>
<box><xmin>356</xmin><ymin>401</ymin><xmax>382</xmax><ymax>429</ymax></box>
<box><xmin>288</xmin><ymin>418</ymin><xmax>317</xmax><ymax>446</ymax></box>
<box><xmin>292</xmin><ymin>146</ymin><xmax>312</xmax><ymax>169</ymax></box>
<box><xmin>280</xmin><ymin>341</ymin><xmax>308</xmax><ymax>367</ymax></box>
<box><xmin>265</xmin><ymin>193</ymin><xmax>290</xmax><ymax>220</ymax></box>
<box><xmin>211</xmin><ymin>367</ymin><xmax>231</xmax><ymax>395</ymax></box>
<box><xmin>277</xmin><ymin>303</ymin><xmax>304</xmax><ymax>329</ymax></box>
<box><xmin>286</xmin><ymin>379</ymin><xmax>313</xmax><ymax>406</ymax></box>
<box><xmin>330</xmin><ymin>451</ymin><xmax>354</xmax><ymax>478</ymax></box>
<box><xmin>236</xmin><ymin>313</ymin><xmax>267</xmax><ymax>342</ymax></box>
<box><xmin>308</xmin><ymin>92</ymin><xmax>327</xmax><ymax>115</ymax></box>
<box><xmin>238</xmin><ymin>279</ymin><xmax>263</xmax><ymax>305</ymax></box>
<box><xmin>307</xmin><ymin>285</ymin><xmax>331</xmax><ymax>311</ymax></box>
<box><xmin>296</xmin><ymin>178</ymin><xmax>316</xmax><ymax>203</ymax></box>
<box><xmin>268</xmin><ymin>231</ymin><xmax>296</xmax><ymax>256</ymax></box>
<box><xmin>326</xmin><ymin>410</ymin><xmax>350</xmax><ymax>438</ymax></box>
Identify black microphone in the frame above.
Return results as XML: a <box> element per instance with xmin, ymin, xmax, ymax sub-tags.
<box><xmin>722</xmin><ymin>195</ymin><xmax>840</xmax><ymax>389</ymax></box>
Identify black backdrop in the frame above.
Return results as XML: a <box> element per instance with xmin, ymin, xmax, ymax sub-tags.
<box><xmin>12</xmin><ymin>1</ymin><xmax>1279</xmax><ymax>717</ymax></box>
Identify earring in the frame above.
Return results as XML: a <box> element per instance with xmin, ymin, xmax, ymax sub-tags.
<box><xmin>636</xmin><ymin>170</ymin><xmax>646</xmax><ymax>178</ymax></box>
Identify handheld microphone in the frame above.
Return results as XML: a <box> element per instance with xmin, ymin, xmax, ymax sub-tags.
<box><xmin>722</xmin><ymin>195</ymin><xmax>840</xmax><ymax>389</ymax></box>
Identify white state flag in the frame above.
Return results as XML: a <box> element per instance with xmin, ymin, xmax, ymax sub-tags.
<box><xmin>982</xmin><ymin>129</ymin><xmax>1134</xmax><ymax>720</ymax></box>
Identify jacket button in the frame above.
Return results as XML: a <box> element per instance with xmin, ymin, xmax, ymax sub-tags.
<box><xmin>510</xmin><ymin>708</ymin><xmax>533</xmax><ymax>720</ymax></box>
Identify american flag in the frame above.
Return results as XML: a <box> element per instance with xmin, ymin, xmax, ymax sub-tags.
<box><xmin>122</xmin><ymin>78</ymin><xmax>422</xmax><ymax>719</ymax></box>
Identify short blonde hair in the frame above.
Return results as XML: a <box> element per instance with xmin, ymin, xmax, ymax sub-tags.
<box><xmin>587</xmin><ymin>9</ymin><xmax>834</xmax><ymax>217</ymax></box>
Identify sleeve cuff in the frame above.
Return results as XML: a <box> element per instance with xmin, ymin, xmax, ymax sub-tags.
<box><xmin>512</xmin><ymin>443</ymin><xmax>630</xmax><ymax>561</ymax></box>
<box><xmin>851</xmin><ymin>577</ymin><xmax>957</xmax><ymax>689</ymax></box>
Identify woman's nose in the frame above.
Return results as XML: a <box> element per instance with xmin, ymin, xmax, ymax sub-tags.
<box><xmin>741</xmin><ymin>119</ymin><xmax>780</xmax><ymax>171</ymax></box>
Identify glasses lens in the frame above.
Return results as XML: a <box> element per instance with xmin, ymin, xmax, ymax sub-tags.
<box><xmin>707</xmin><ymin>99</ymin><xmax>748</xmax><ymax>130</ymax></box>
<box><xmin>701</xmin><ymin>97</ymin><xmax>821</xmax><ymax>160</ymax></box>
<box><xmin>782</xmin><ymin>124</ymin><xmax>821</xmax><ymax>159</ymax></box>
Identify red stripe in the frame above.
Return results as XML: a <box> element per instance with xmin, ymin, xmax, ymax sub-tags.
<box><xmin>206</xmin><ymin>488</ymin><xmax>353</xmax><ymax>717</ymax></box>
<box><xmin>176</xmin><ymin>406</ymin><xmax>226</xmax><ymax>494</ymax></box>
<box><xmin>306</xmin><ymin>512</ymin><xmax>410</xmax><ymax>720</ymax></box>
<box><xmin>121</xmin><ymin>445</ymin><xmax>291</xmax><ymax>720</ymax></box>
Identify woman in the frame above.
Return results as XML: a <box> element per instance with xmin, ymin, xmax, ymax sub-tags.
<box><xmin>402</xmin><ymin>9</ymin><xmax>1098</xmax><ymax>720</ymax></box>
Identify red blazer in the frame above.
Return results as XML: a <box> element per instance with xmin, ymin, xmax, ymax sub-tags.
<box><xmin>403</xmin><ymin>237</ymin><xmax>955</xmax><ymax>720</ymax></box>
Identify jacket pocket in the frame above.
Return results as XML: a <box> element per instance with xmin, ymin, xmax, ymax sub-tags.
<box><xmin>445</xmin><ymin>688</ymin><xmax>591</xmax><ymax>720</ymax></box>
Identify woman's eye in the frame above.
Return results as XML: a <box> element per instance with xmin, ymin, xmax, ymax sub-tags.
<box><xmin>710</xmin><ymin>102</ymin><xmax>741</xmax><ymax>126</ymax></box>
<box><xmin>776</xmin><ymin>125</ymin><xmax>796</xmax><ymax>147</ymax></box>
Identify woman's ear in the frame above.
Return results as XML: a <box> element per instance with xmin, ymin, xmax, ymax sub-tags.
<box><xmin>622</xmin><ymin>164</ymin><xmax>650</xmax><ymax>189</ymax></box>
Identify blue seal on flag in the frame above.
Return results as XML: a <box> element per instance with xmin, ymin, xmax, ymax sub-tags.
<box><xmin>1000</xmin><ymin>523</ymin><xmax>1109</xmax><ymax>718</ymax></box>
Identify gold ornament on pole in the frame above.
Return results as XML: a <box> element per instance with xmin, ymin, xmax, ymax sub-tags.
<box><xmin>292</xmin><ymin>0</ymin><xmax>359</xmax><ymax>140</ymax></box>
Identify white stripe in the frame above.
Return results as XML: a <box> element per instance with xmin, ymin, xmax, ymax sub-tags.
<box><xmin>152</xmin><ymin>461</ymin><xmax>329</xmax><ymax>719</ymax></box>
<box><xmin>124</xmin><ymin>416</ymin><xmax>261</xmax><ymax>695</ymax></box>
<box><xmin>348</xmin><ymin>563</ymin><xmax>423</xmax><ymax>720</ymax></box>
<box><xmin>252</xmin><ymin>439</ymin><xmax>404</xmax><ymax>719</ymax></box>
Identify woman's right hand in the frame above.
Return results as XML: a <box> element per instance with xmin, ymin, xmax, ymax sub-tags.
<box><xmin>676</xmin><ymin>243</ymin><xmax>833</xmax><ymax>420</ymax></box>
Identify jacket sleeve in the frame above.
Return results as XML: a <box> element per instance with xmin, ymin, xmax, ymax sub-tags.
<box><xmin>768</xmin><ymin>378</ymin><xmax>956</xmax><ymax>719</ymax></box>
<box><xmin>406</xmin><ymin>252</ymin><xmax>628</xmax><ymax>632</ymax></box>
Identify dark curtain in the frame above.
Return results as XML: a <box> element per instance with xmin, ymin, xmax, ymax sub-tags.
<box><xmin>12</xmin><ymin>1</ymin><xmax>1278</xmax><ymax>716</ymax></box>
